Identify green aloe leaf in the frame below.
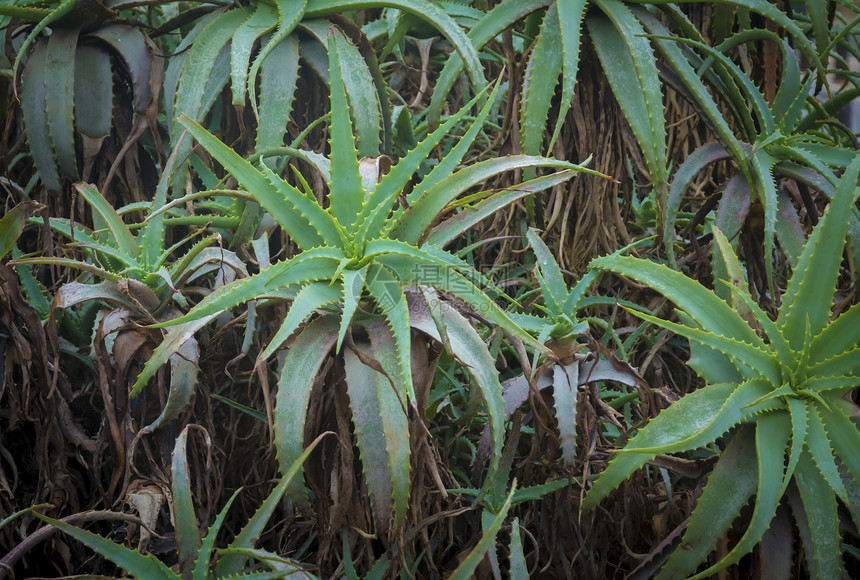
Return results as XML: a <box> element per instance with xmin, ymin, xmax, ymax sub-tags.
<box><xmin>689</xmin><ymin>412</ymin><xmax>792</xmax><ymax>579</ymax></box>
<box><xmin>553</xmin><ymin>364</ymin><xmax>579</xmax><ymax>469</ymax></box>
<box><xmin>171</xmin><ymin>425</ymin><xmax>203</xmax><ymax>574</ymax></box>
<box><xmin>425</xmin><ymin>0</ymin><xmax>548</xmax><ymax>128</ymax></box>
<box><xmin>359</xmin><ymin>80</ymin><xmax>499</xmax><ymax>248</ymax></box>
<box><xmin>780</xmin><ymin>153</ymin><xmax>860</xmax><ymax>349</ymax></box>
<box><xmin>257</xmin><ymin>34</ymin><xmax>300</xmax><ymax>154</ymax></box>
<box><xmin>590</xmin><ymin>253</ymin><xmax>763</xmax><ymax>348</ymax></box>
<box><xmin>520</xmin><ymin>6</ymin><xmax>562</xmax><ymax>170</ymax></box>
<box><xmin>551</xmin><ymin>0</ymin><xmax>588</xmax><ymax>150</ymax></box>
<box><xmin>248</xmin><ymin>0</ymin><xmax>307</xmax><ymax>119</ymax></box>
<box><xmin>230</xmin><ymin>2</ymin><xmax>277</xmax><ymax>106</ymax></box>
<box><xmin>794</xmin><ymin>449</ymin><xmax>842</xmax><ymax>579</ymax></box>
<box><xmin>409</xmin><ymin>291</ymin><xmax>506</xmax><ymax>479</ymax></box>
<box><xmin>325</xmin><ymin>30</ymin><xmax>365</xmax><ymax>233</ymax></box>
<box><xmin>44</xmin><ymin>27</ymin><xmax>79</xmax><ymax>181</ymax></box>
<box><xmin>804</xmin><ymin>405</ymin><xmax>848</xmax><ymax>501</ymax></box>
<box><xmin>583</xmin><ymin>383</ymin><xmax>735</xmax><ymax>509</ymax></box>
<box><xmin>448</xmin><ymin>484</ymin><xmax>516</xmax><ymax>580</ymax></box>
<box><xmin>74</xmin><ymin>183</ymin><xmax>139</xmax><ymax>261</ymax></box>
<box><xmin>217</xmin><ymin>432</ymin><xmax>331</xmax><ymax>576</ymax></box>
<box><xmin>631</xmin><ymin>309</ymin><xmax>781</xmax><ymax>384</ymax></box>
<box><xmin>344</xmin><ymin>323</ymin><xmax>410</xmax><ymax>531</ymax></box>
<box><xmin>20</xmin><ymin>40</ymin><xmax>61</xmax><ymax>191</ymax></box>
<box><xmin>427</xmin><ymin>170</ymin><xmax>582</xmax><ymax>248</ymax></box>
<box><xmin>365</xmin><ymin>263</ymin><xmax>414</xmax><ymax>403</ymax></box>
<box><xmin>395</xmin><ymin>156</ymin><xmax>591</xmax><ymax>245</ymax></box>
<box><xmin>179</xmin><ymin>114</ymin><xmax>326</xmax><ymax>250</ymax></box>
<box><xmin>73</xmin><ymin>44</ymin><xmax>112</xmax><ymax>142</ymax></box>
<box><xmin>274</xmin><ymin>316</ymin><xmax>339</xmax><ymax>503</ymax></box>
<box><xmin>526</xmin><ymin>228</ymin><xmax>568</xmax><ymax>312</ymax></box>
<box><xmin>620</xmin><ymin>378</ymin><xmax>773</xmax><ymax>455</ymax></box>
<box><xmin>259</xmin><ymin>281</ymin><xmax>341</xmax><ymax>361</ymax></box>
<box><xmin>657</xmin><ymin>427</ymin><xmax>758</xmax><ymax>579</ymax></box>
<box><xmin>338</xmin><ymin>265</ymin><xmax>368</xmax><ymax>352</ymax></box>
<box><xmin>193</xmin><ymin>488</ymin><xmax>242</xmax><ymax>580</ymax></box>
<box><xmin>87</xmin><ymin>24</ymin><xmax>159</xmax><ymax>123</ymax></box>
<box><xmin>32</xmin><ymin>513</ymin><xmax>177</xmax><ymax>580</ymax></box>
<box><xmin>590</xmin><ymin>0</ymin><xmax>668</xmax><ymax>222</ymax></box>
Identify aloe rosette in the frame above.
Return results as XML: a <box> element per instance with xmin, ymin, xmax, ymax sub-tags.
<box><xmin>585</xmin><ymin>154</ymin><xmax>860</xmax><ymax>579</ymax></box>
<box><xmin>134</xmin><ymin>28</ymin><xmax>604</xmax><ymax>532</ymax></box>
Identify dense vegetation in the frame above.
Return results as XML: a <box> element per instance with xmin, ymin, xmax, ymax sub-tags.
<box><xmin>1</xmin><ymin>1</ymin><xmax>859</xmax><ymax>578</ymax></box>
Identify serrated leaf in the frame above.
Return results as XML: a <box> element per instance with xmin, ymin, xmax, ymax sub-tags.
<box><xmin>551</xmin><ymin>0</ymin><xmax>588</xmax><ymax>151</ymax></box>
<box><xmin>248</xmin><ymin>0</ymin><xmax>307</xmax><ymax>119</ymax></box>
<box><xmin>425</xmin><ymin>0</ymin><xmax>547</xmax><ymax>127</ymax></box>
<box><xmin>657</xmin><ymin>428</ymin><xmax>758</xmax><ymax>580</ymax></box>
<box><xmin>408</xmin><ymin>292</ymin><xmax>505</xmax><ymax>479</ymax></box>
<box><xmin>689</xmin><ymin>411</ymin><xmax>791</xmax><ymax>579</ymax></box>
<box><xmin>780</xmin><ymin>153</ymin><xmax>860</xmax><ymax>348</ymax></box>
<box><xmin>274</xmin><ymin>316</ymin><xmax>338</xmax><ymax>503</ymax></box>
<box><xmin>793</xmin><ymin>449</ymin><xmax>842</xmax><ymax>580</ymax></box>
<box><xmin>259</xmin><ymin>281</ymin><xmax>341</xmax><ymax>361</ymax></box>
<box><xmin>172</xmin><ymin>426</ymin><xmax>203</xmax><ymax>574</ymax></box>
<box><xmin>553</xmin><ymin>363</ymin><xmax>578</xmax><ymax>469</ymax></box>
<box><xmin>32</xmin><ymin>513</ymin><xmax>177</xmax><ymax>580</ymax></box>
<box><xmin>44</xmin><ymin>27</ymin><xmax>79</xmax><ymax>180</ymax></box>
<box><xmin>325</xmin><ymin>29</ymin><xmax>365</xmax><ymax>232</ymax></box>
<box><xmin>427</xmin><ymin>170</ymin><xmax>581</xmax><ymax>248</ymax></box>
<box><xmin>520</xmin><ymin>6</ymin><xmax>562</xmax><ymax>169</ymax></box>
<box><xmin>395</xmin><ymin>156</ymin><xmax>591</xmax><ymax>245</ymax></box>
<box><xmin>230</xmin><ymin>3</ymin><xmax>277</xmax><ymax>106</ymax></box>
<box><xmin>590</xmin><ymin>253</ymin><xmax>764</xmax><ymax>348</ymax></box>
<box><xmin>20</xmin><ymin>40</ymin><xmax>61</xmax><ymax>191</ymax></box>
<box><xmin>589</xmin><ymin>0</ymin><xmax>668</xmax><ymax>223</ymax></box>
<box><xmin>179</xmin><ymin>114</ymin><xmax>326</xmax><ymax>250</ymax></box>
<box><xmin>257</xmin><ymin>34</ymin><xmax>300</xmax><ymax>154</ymax></box>
<box><xmin>193</xmin><ymin>488</ymin><xmax>241</xmax><ymax>580</ymax></box>
<box><xmin>583</xmin><ymin>383</ymin><xmax>736</xmax><ymax>509</ymax></box>
<box><xmin>365</xmin><ymin>263</ymin><xmax>413</xmax><ymax>403</ymax></box>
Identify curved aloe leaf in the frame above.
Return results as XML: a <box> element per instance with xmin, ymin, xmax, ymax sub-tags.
<box><xmin>426</xmin><ymin>0</ymin><xmax>549</xmax><ymax>128</ymax></box>
<box><xmin>344</xmin><ymin>322</ymin><xmax>411</xmax><ymax>531</ymax></box>
<box><xmin>582</xmin><ymin>383</ymin><xmax>736</xmax><ymax>509</ymax></box>
<box><xmin>248</xmin><ymin>0</ymin><xmax>308</xmax><ymax>119</ymax></box>
<box><xmin>32</xmin><ymin>513</ymin><xmax>177</xmax><ymax>580</ymax></box>
<box><xmin>230</xmin><ymin>3</ymin><xmax>277</xmax><ymax>106</ymax></box>
<box><xmin>448</xmin><ymin>484</ymin><xmax>516</xmax><ymax>580</ymax></box>
<box><xmin>590</xmin><ymin>0</ymin><xmax>668</xmax><ymax>224</ymax></box>
<box><xmin>20</xmin><ymin>40</ymin><xmax>61</xmax><ymax>191</ymax></box>
<box><xmin>590</xmin><ymin>253</ymin><xmax>763</xmax><ymax>348</ymax></box>
<box><xmin>179</xmin><ymin>114</ymin><xmax>327</xmax><ymax>250</ymax></box>
<box><xmin>689</xmin><ymin>412</ymin><xmax>791</xmax><ymax>579</ymax></box>
<box><xmin>274</xmin><ymin>316</ymin><xmax>339</xmax><ymax>502</ymax></box>
<box><xmin>780</xmin><ymin>153</ymin><xmax>860</xmax><ymax>348</ymax></box>
<box><xmin>656</xmin><ymin>428</ymin><xmax>758</xmax><ymax>580</ymax></box>
<box><xmin>172</xmin><ymin>425</ymin><xmax>204</xmax><ymax>573</ymax></box>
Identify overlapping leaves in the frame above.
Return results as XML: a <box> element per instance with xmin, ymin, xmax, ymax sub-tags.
<box><xmin>586</xmin><ymin>154</ymin><xmax>860</xmax><ymax>578</ymax></box>
<box><xmin>134</xmin><ymin>27</ymin><xmax>602</xmax><ymax>531</ymax></box>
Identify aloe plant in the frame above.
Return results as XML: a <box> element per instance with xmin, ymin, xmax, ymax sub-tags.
<box><xmin>584</xmin><ymin>154</ymin><xmax>860</xmax><ymax>578</ymax></box>
<box><xmin>6</xmin><ymin>2</ymin><xmax>162</xmax><ymax>192</ymax></box>
<box><xmin>9</xmin><ymin>154</ymin><xmax>248</xmax><ymax>431</ymax></box>
<box><xmin>32</xmin><ymin>426</ymin><xmax>327</xmax><ymax>579</ymax></box>
<box><xmin>637</xmin><ymin>5</ymin><xmax>860</xmax><ymax>289</ymax></box>
<box><xmin>132</xmin><ymin>28</ymin><xmax>604</xmax><ymax>533</ymax></box>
